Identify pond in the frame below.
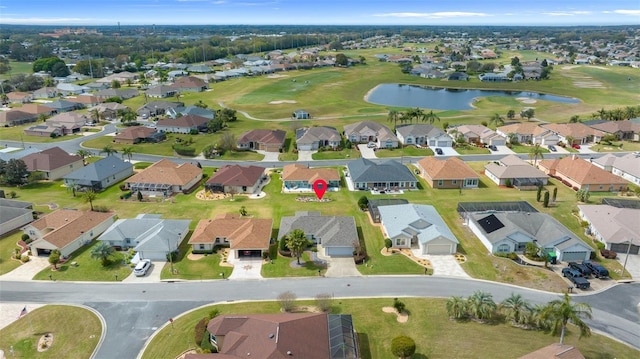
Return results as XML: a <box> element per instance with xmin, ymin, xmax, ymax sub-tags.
<box><xmin>365</xmin><ymin>84</ymin><xmax>580</xmax><ymax>110</ymax></box>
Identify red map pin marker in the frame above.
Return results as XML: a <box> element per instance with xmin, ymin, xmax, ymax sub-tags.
<box><xmin>312</xmin><ymin>179</ymin><xmax>328</xmax><ymax>200</ymax></box>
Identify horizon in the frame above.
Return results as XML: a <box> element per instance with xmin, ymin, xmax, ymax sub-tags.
<box><xmin>1</xmin><ymin>0</ymin><xmax>639</xmax><ymax>27</ymax></box>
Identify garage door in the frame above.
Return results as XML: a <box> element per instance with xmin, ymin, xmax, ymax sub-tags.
<box><xmin>562</xmin><ymin>251</ymin><xmax>588</xmax><ymax>262</ymax></box>
<box><xmin>437</xmin><ymin>141</ymin><xmax>450</xmax><ymax>147</ymax></box>
<box><xmin>426</xmin><ymin>244</ymin><xmax>452</xmax><ymax>255</ymax></box>
<box><xmin>490</xmin><ymin>139</ymin><xmax>506</xmax><ymax>146</ymax></box>
<box><xmin>610</xmin><ymin>243</ymin><xmax>640</xmax><ymax>255</ymax></box>
<box><xmin>325</xmin><ymin>247</ymin><xmax>353</xmax><ymax>257</ymax></box>
<box><xmin>298</xmin><ymin>144</ymin><xmax>312</xmax><ymax>151</ymax></box>
<box><xmin>238</xmin><ymin>250</ymin><xmax>262</xmax><ymax>258</ymax></box>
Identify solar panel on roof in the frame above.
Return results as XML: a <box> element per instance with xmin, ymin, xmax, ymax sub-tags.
<box><xmin>477</xmin><ymin>214</ymin><xmax>505</xmax><ymax>234</ymax></box>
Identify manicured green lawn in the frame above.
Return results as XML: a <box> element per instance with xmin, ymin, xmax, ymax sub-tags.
<box><xmin>312</xmin><ymin>148</ymin><xmax>360</xmax><ymax>160</ymax></box>
<box><xmin>590</xmin><ymin>141</ymin><xmax>640</xmax><ymax>153</ymax></box>
<box><xmin>454</xmin><ymin>145</ymin><xmax>490</xmax><ymax>155</ymax></box>
<box><xmin>509</xmin><ymin>143</ymin><xmax>551</xmax><ymax>154</ymax></box>
<box><xmin>0</xmin><ymin>61</ymin><xmax>33</xmax><ymax>80</ymax></box>
<box><xmin>160</xmin><ymin>234</ymin><xmax>232</xmax><ymax>280</ymax></box>
<box><xmin>261</xmin><ymin>251</ymin><xmax>324</xmax><ymax>277</ymax></box>
<box><xmin>141</xmin><ymin>298</ymin><xmax>639</xmax><ymax>359</ymax></box>
<box><xmin>32</xmin><ymin>241</ymin><xmax>132</xmax><ymax>282</ymax></box>
<box><xmin>0</xmin><ymin>305</ymin><xmax>102</xmax><ymax>359</ymax></box>
<box><xmin>0</xmin><ymin>230</ymin><xmax>25</xmax><ymax>275</ymax></box>
<box><xmin>0</xmin><ymin>124</ymin><xmax>85</xmax><ymax>143</ymax></box>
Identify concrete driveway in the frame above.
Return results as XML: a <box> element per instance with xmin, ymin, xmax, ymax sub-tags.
<box><xmin>257</xmin><ymin>150</ymin><xmax>280</xmax><ymax>162</ymax></box>
<box><xmin>410</xmin><ymin>250</ymin><xmax>470</xmax><ymax>278</ymax></box>
<box><xmin>297</xmin><ymin>150</ymin><xmax>316</xmax><ymax>161</ymax></box>
<box><xmin>227</xmin><ymin>251</ymin><xmax>263</xmax><ymax>279</ymax></box>
<box><xmin>0</xmin><ymin>256</ymin><xmax>50</xmax><ymax>281</ymax></box>
<box><xmin>122</xmin><ymin>261</ymin><xmax>165</xmax><ymax>283</ymax></box>
<box><xmin>324</xmin><ymin>257</ymin><xmax>361</xmax><ymax>277</ymax></box>
<box><xmin>357</xmin><ymin>144</ymin><xmax>377</xmax><ymax>159</ymax></box>
<box><xmin>435</xmin><ymin>147</ymin><xmax>459</xmax><ymax>156</ymax></box>
<box><xmin>493</xmin><ymin>145</ymin><xmax>515</xmax><ymax>155</ymax></box>
<box><xmin>617</xmin><ymin>254</ymin><xmax>640</xmax><ymax>280</ymax></box>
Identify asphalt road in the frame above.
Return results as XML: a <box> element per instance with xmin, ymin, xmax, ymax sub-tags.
<box><xmin>1</xmin><ymin>278</ymin><xmax>638</xmax><ymax>358</ymax></box>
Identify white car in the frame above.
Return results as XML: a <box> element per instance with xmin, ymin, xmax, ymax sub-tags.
<box><xmin>133</xmin><ymin>259</ymin><xmax>151</xmax><ymax>277</ymax></box>
<box><xmin>367</xmin><ymin>142</ymin><xmax>377</xmax><ymax>148</ymax></box>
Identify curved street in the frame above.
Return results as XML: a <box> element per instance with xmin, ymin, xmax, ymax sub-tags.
<box><xmin>0</xmin><ymin>278</ymin><xmax>638</xmax><ymax>358</ymax></box>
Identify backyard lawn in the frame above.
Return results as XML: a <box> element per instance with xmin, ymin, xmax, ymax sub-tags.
<box><xmin>140</xmin><ymin>298</ymin><xmax>640</xmax><ymax>359</ymax></box>
<box><xmin>0</xmin><ymin>231</ymin><xmax>26</xmax><ymax>275</ymax></box>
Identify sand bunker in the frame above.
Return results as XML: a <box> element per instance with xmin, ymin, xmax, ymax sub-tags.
<box><xmin>269</xmin><ymin>100</ymin><xmax>297</xmax><ymax>104</ymax></box>
<box><xmin>267</xmin><ymin>74</ymin><xmax>289</xmax><ymax>78</ymax></box>
<box><xmin>516</xmin><ymin>97</ymin><xmax>537</xmax><ymax>104</ymax></box>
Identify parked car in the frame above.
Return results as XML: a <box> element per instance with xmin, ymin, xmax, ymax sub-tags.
<box><xmin>568</xmin><ymin>262</ymin><xmax>592</xmax><ymax>277</ymax></box>
<box><xmin>435</xmin><ymin>148</ymin><xmax>443</xmax><ymax>155</ymax></box>
<box><xmin>488</xmin><ymin>145</ymin><xmax>498</xmax><ymax>151</ymax></box>
<box><xmin>562</xmin><ymin>268</ymin><xmax>591</xmax><ymax>289</ymax></box>
<box><xmin>367</xmin><ymin>142</ymin><xmax>377</xmax><ymax>148</ymax></box>
<box><xmin>562</xmin><ymin>267</ymin><xmax>583</xmax><ymax>278</ymax></box>
<box><xmin>572</xmin><ymin>144</ymin><xmax>581</xmax><ymax>149</ymax></box>
<box><xmin>583</xmin><ymin>260</ymin><xmax>609</xmax><ymax>278</ymax></box>
<box><xmin>133</xmin><ymin>259</ymin><xmax>151</xmax><ymax>277</ymax></box>
<box><xmin>548</xmin><ymin>145</ymin><xmax>557</xmax><ymax>152</ymax></box>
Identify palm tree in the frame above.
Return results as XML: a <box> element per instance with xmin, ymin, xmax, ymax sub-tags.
<box><xmin>489</xmin><ymin>113</ymin><xmax>504</xmax><ymax>128</ymax></box>
<box><xmin>286</xmin><ymin>229</ymin><xmax>309</xmax><ymax>265</ymax></box>
<box><xmin>446</xmin><ymin>296</ymin><xmax>468</xmax><ymax>320</ymax></box>
<box><xmin>529</xmin><ymin>144</ymin><xmax>544</xmax><ymax>166</ymax></box>
<box><xmin>501</xmin><ymin>293</ymin><xmax>531</xmax><ymax>324</ymax></box>
<box><xmin>569</xmin><ymin>115</ymin><xmax>580</xmax><ymax>123</ymax></box>
<box><xmin>89</xmin><ymin>108</ymin><xmax>100</xmax><ymax>124</ymax></box>
<box><xmin>541</xmin><ymin>293</ymin><xmax>592</xmax><ymax>345</ymax></box>
<box><xmin>82</xmin><ymin>190</ymin><xmax>97</xmax><ymax>211</ymax></box>
<box><xmin>387</xmin><ymin>110</ymin><xmax>401</xmax><ymax>129</ymax></box>
<box><xmin>76</xmin><ymin>149</ymin><xmax>91</xmax><ymax>162</ymax></box>
<box><xmin>565</xmin><ymin>135</ymin><xmax>575</xmax><ymax>147</ymax></box>
<box><xmin>410</xmin><ymin>107</ymin><xmax>425</xmax><ymax>124</ymax></box>
<box><xmin>507</xmin><ymin>133</ymin><xmax>519</xmax><ymax>145</ymax></box>
<box><xmin>399</xmin><ymin>111</ymin><xmax>412</xmax><ymax>125</ymax></box>
<box><xmin>101</xmin><ymin>145</ymin><xmax>117</xmax><ymax>157</ymax></box>
<box><xmin>466</xmin><ymin>291</ymin><xmax>497</xmax><ymax>320</ymax></box>
<box><xmin>121</xmin><ymin>147</ymin><xmax>134</xmax><ymax>162</ymax></box>
<box><xmin>423</xmin><ymin>110</ymin><xmax>441</xmax><ymax>125</ymax></box>
<box><xmin>91</xmin><ymin>242</ymin><xmax>115</xmax><ymax>267</ymax></box>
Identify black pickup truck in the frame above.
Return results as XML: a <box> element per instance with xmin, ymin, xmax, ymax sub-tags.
<box><xmin>562</xmin><ymin>268</ymin><xmax>590</xmax><ymax>289</ymax></box>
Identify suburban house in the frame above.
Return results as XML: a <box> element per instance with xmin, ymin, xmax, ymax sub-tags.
<box><xmin>379</xmin><ymin>204</ymin><xmax>459</xmax><ymax>255</ymax></box>
<box><xmin>237</xmin><ymin>129</ymin><xmax>286</xmax><ymax>152</ymax></box>
<box><xmin>33</xmin><ymin>86</ymin><xmax>58</xmax><ymax>98</ymax></box>
<box><xmin>136</xmin><ymin>101</ymin><xmax>183</xmax><ymax>118</ymax></box>
<box><xmin>205</xmin><ymin>164</ymin><xmax>265</xmax><ymax>194</ymax></box>
<box><xmin>171</xmin><ymin>76</ymin><xmax>208</xmax><ymax>92</ymax></box>
<box><xmin>346</xmin><ymin>158</ymin><xmax>417</xmax><ymax>191</ymax></box>
<box><xmin>591</xmin><ymin>153</ymin><xmax>640</xmax><ymax>186</ymax></box>
<box><xmin>98</xmin><ymin>214</ymin><xmax>190</xmax><ymax>260</ymax></box>
<box><xmin>55</xmin><ymin>83</ymin><xmax>89</xmax><ymax>95</ymax></box>
<box><xmin>396</xmin><ymin>124</ymin><xmax>452</xmax><ymax>147</ymax></box>
<box><xmin>578</xmin><ymin>204</ymin><xmax>640</xmax><ymax>255</ymax></box>
<box><xmin>24</xmin><ymin>209</ymin><xmax>115</xmax><ymax>257</ymax></box>
<box><xmin>0</xmin><ymin>110</ymin><xmax>37</xmax><ymax>126</ymax></box>
<box><xmin>45</xmin><ymin>112</ymin><xmax>90</xmax><ymax>134</ymax></box>
<box><xmin>416</xmin><ymin>156</ymin><xmax>479</xmax><ymax>189</ymax></box>
<box><xmin>295</xmin><ymin>126</ymin><xmax>342</xmax><ymax>151</ymax></box>
<box><xmin>125</xmin><ymin>159</ymin><xmax>202</xmax><ymax>196</ymax></box>
<box><xmin>484</xmin><ymin>155</ymin><xmax>549</xmax><ymax>189</ymax></box>
<box><xmin>156</xmin><ymin>114</ymin><xmax>209</xmax><ymax>134</ymax></box>
<box><xmin>23</xmin><ymin>124</ymin><xmax>64</xmax><ymax>138</ymax></box>
<box><xmin>174</xmin><ymin>105</ymin><xmax>215</xmax><ymax>120</ymax></box>
<box><xmin>0</xmin><ymin>198</ymin><xmax>34</xmax><ymax>236</ymax></box>
<box><xmin>6</xmin><ymin>91</ymin><xmax>33</xmax><ymax>104</ymax></box>
<box><xmin>277</xmin><ymin>211</ymin><xmax>358</xmax><ymax>257</ymax></box>
<box><xmin>16</xmin><ymin>103</ymin><xmax>57</xmax><ymax>117</ymax></box>
<box><xmin>96</xmin><ymin>71</ymin><xmax>139</xmax><ymax>84</ymax></box>
<box><xmin>0</xmin><ymin>148</ymin><xmax>39</xmax><ymax>162</ymax></box>
<box><xmin>189</xmin><ymin>214</ymin><xmax>272</xmax><ymax>257</ymax></box>
<box><xmin>462</xmin><ymin>207</ymin><xmax>593</xmax><ymax>261</ymax></box>
<box><xmin>292</xmin><ymin>109</ymin><xmax>310</xmax><ymax>119</ymax></box>
<box><xmin>496</xmin><ymin>122</ymin><xmax>559</xmax><ymax>145</ymax></box>
<box><xmin>94</xmin><ymin>88</ymin><xmax>139</xmax><ymax>101</ymax></box>
<box><xmin>63</xmin><ymin>155</ymin><xmax>134</xmax><ymax>191</ymax></box>
<box><xmin>540</xmin><ymin>123</ymin><xmax>606</xmax><ymax>145</ymax></box>
<box><xmin>90</xmin><ymin>102</ymin><xmax>130</xmax><ymax>121</ymax></box>
<box><xmin>538</xmin><ymin>156</ymin><xmax>628</xmax><ymax>192</ymax></box>
<box><xmin>67</xmin><ymin>95</ymin><xmax>103</xmax><ymax>108</ymax></box>
<box><xmin>453</xmin><ymin>125</ymin><xmax>506</xmax><ymax>146</ymax></box>
<box><xmin>114</xmin><ymin>126</ymin><xmax>166</xmax><ymax>144</ymax></box>
<box><xmin>281</xmin><ymin>164</ymin><xmax>340</xmax><ymax>191</ymax></box>
<box><xmin>43</xmin><ymin>100</ymin><xmax>83</xmax><ymax>113</ymax></box>
<box><xmin>588</xmin><ymin>120</ymin><xmax>640</xmax><ymax>141</ymax></box>
<box><xmin>191</xmin><ymin>313</ymin><xmax>359</xmax><ymax>359</ymax></box>
<box><xmin>343</xmin><ymin>121</ymin><xmax>399</xmax><ymax>149</ymax></box>
<box><xmin>20</xmin><ymin>147</ymin><xmax>84</xmax><ymax>180</ymax></box>
<box><xmin>145</xmin><ymin>85</ymin><xmax>178</xmax><ymax>99</ymax></box>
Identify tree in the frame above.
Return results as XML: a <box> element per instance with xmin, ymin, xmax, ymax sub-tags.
<box><xmin>569</xmin><ymin>115</ymin><xmax>580</xmax><ymax>123</ymax></box>
<box><xmin>2</xmin><ymin>159</ymin><xmax>28</xmax><ymax>185</ymax></box>
<box><xmin>467</xmin><ymin>291</ymin><xmax>497</xmax><ymax>320</ymax></box>
<box><xmin>501</xmin><ymin>293</ymin><xmax>531</xmax><ymax>325</ymax></box>
<box><xmin>111</xmin><ymin>79</ymin><xmax>121</xmax><ymax>89</ymax></box>
<box><xmin>542</xmin><ymin>293</ymin><xmax>592</xmax><ymax>345</ymax></box>
<box><xmin>89</xmin><ymin>109</ymin><xmax>101</xmax><ymax>124</ymax></box>
<box><xmin>137</xmin><ymin>190</ymin><xmax>143</xmax><ymax>202</ymax></box>
<box><xmin>529</xmin><ymin>144</ymin><xmax>544</xmax><ymax>166</ymax></box>
<box><xmin>101</xmin><ymin>145</ymin><xmax>118</xmax><ymax>157</ymax></box>
<box><xmin>552</xmin><ymin>187</ymin><xmax>558</xmax><ymax>202</ymax></box>
<box><xmin>315</xmin><ymin>293</ymin><xmax>332</xmax><ymax>312</ymax></box>
<box><xmin>521</xmin><ymin>108</ymin><xmax>535</xmax><ymax>121</ymax></box>
<box><xmin>422</xmin><ymin>110</ymin><xmax>440</xmax><ymax>125</ymax></box>
<box><xmin>277</xmin><ymin>291</ymin><xmax>297</xmax><ymax>312</ymax></box>
<box><xmin>357</xmin><ymin>195</ymin><xmax>368</xmax><ymax>210</ymax></box>
<box><xmin>489</xmin><ymin>113</ymin><xmax>504</xmax><ymax>127</ymax></box>
<box><xmin>446</xmin><ymin>296</ymin><xmax>468</xmax><ymax>319</ymax></box>
<box><xmin>82</xmin><ymin>190</ymin><xmax>97</xmax><ymax>211</ymax></box>
<box><xmin>286</xmin><ymin>229</ymin><xmax>309</xmax><ymax>265</ymax></box>
<box><xmin>384</xmin><ymin>238</ymin><xmax>393</xmax><ymax>252</ymax></box>
<box><xmin>76</xmin><ymin>149</ymin><xmax>91</xmax><ymax>162</ymax></box>
<box><xmin>335</xmin><ymin>53</ymin><xmax>348</xmax><ymax>67</ymax></box>
<box><xmin>219</xmin><ymin>133</ymin><xmax>237</xmax><ymax>152</ymax></box>
<box><xmin>121</xmin><ymin>147</ymin><xmax>134</xmax><ymax>162</ymax></box>
<box><xmin>536</xmin><ymin>184</ymin><xmax>543</xmax><ymax>202</ymax></box>
<box><xmin>387</xmin><ymin>110</ymin><xmax>401</xmax><ymax>129</ymax></box>
<box><xmin>565</xmin><ymin>136</ymin><xmax>575</xmax><ymax>147</ymax></box>
<box><xmin>390</xmin><ymin>336</ymin><xmax>416</xmax><ymax>359</ymax></box>
<box><xmin>576</xmin><ymin>189</ymin><xmax>590</xmax><ymax>203</ymax></box>
<box><xmin>506</xmin><ymin>109</ymin><xmax>516</xmax><ymax>121</ymax></box>
<box><xmin>239</xmin><ymin>206</ymin><xmax>247</xmax><ymax>216</ymax></box>
<box><xmin>543</xmin><ymin>191</ymin><xmax>550</xmax><ymax>208</ymax></box>
<box><xmin>195</xmin><ymin>100</ymin><xmax>208</xmax><ymax>109</ymax></box>
<box><xmin>207</xmin><ymin>117</ymin><xmax>224</xmax><ymax>133</ymax></box>
<box><xmin>48</xmin><ymin>249</ymin><xmax>61</xmax><ymax>269</ymax></box>
<box><xmin>91</xmin><ymin>242</ymin><xmax>115</xmax><ymax>267</ymax></box>
<box><xmin>507</xmin><ymin>133</ymin><xmax>519</xmax><ymax>145</ymax></box>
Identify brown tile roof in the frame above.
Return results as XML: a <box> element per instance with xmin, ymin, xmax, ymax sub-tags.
<box><xmin>20</xmin><ymin>147</ymin><xmax>83</xmax><ymax>171</ymax></box>
<box><xmin>206</xmin><ymin>165</ymin><xmax>264</xmax><ymax>187</ymax></box>
<box><xmin>126</xmin><ymin>159</ymin><xmax>202</xmax><ymax>186</ymax></box>
<box><xmin>7</xmin><ymin>92</ymin><xmax>31</xmax><ymax>100</ymax></box>
<box><xmin>156</xmin><ymin>114</ymin><xmax>209</xmax><ymax>128</ymax></box>
<box><xmin>30</xmin><ymin>209</ymin><xmax>114</xmax><ymax>249</ymax></box>
<box><xmin>172</xmin><ymin>76</ymin><xmax>207</xmax><ymax>88</ymax></box>
<box><xmin>0</xmin><ymin>110</ymin><xmax>35</xmax><ymax>124</ymax></box>
<box><xmin>541</xmin><ymin>123</ymin><xmax>606</xmax><ymax>139</ymax></box>
<box><xmin>16</xmin><ymin>104</ymin><xmax>56</xmax><ymax>115</ymax></box>
<box><xmin>237</xmin><ymin>129</ymin><xmax>286</xmax><ymax>145</ymax></box>
<box><xmin>67</xmin><ymin>95</ymin><xmax>102</xmax><ymax>104</ymax></box>
<box><xmin>115</xmin><ymin>126</ymin><xmax>158</xmax><ymax>141</ymax></box>
<box><xmin>497</xmin><ymin>122</ymin><xmax>542</xmax><ymax>135</ymax></box>
<box><xmin>518</xmin><ymin>343</ymin><xmax>585</xmax><ymax>359</ymax></box>
<box><xmin>206</xmin><ymin>313</ymin><xmax>329</xmax><ymax>359</ymax></box>
<box><xmin>189</xmin><ymin>214</ymin><xmax>272</xmax><ymax>250</ymax></box>
<box><xmin>589</xmin><ymin>120</ymin><xmax>640</xmax><ymax>134</ymax></box>
<box><xmin>282</xmin><ymin>164</ymin><xmax>340</xmax><ymax>183</ymax></box>
<box><xmin>417</xmin><ymin>156</ymin><xmax>479</xmax><ymax>180</ymax></box>
<box><xmin>538</xmin><ymin>156</ymin><xmax>628</xmax><ymax>186</ymax></box>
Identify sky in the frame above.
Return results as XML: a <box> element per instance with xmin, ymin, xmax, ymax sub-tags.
<box><xmin>0</xmin><ymin>0</ymin><xmax>639</xmax><ymax>26</ymax></box>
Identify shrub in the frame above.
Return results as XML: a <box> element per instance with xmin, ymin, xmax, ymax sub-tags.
<box><xmin>278</xmin><ymin>291</ymin><xmax>297</xmax><ymax>312</ymax></box>
<box><xmin>194</xmin><ymin>317</ymin><xmax>209</xmax><ymax>346</ymax></box>
<box><xmin>393</xmin><ymin>298</ymin><xmax>406</xmax><ymax>313</ymax></box>
<box><xmin>391</xmin><ymin>336</ymin><xmax>416</xmax><ymax>359</ymax></box>
<box><xmin>268</xmin><ymin>243</ymin><xmax>278</xmax><ymax>260</ymax></box>
<box><xmin>172</xmin><ymin>144</ymin><xmax>196</xmax><ymax>156</ymax></box>
<box><xmin>21</xmin><ymin>255</ymin><xmax>30</xmax><ymax>263</ymax></box>
<box><xmin>208</xmin><ymin>309</ymin><xmax>220</xmax><ymax>320</ymax></box>
<box><xmin>507</xmin><ymin>252</ymin><xmax>518</xmax><ymax>260</ymax></box>
<box><xmin>200</xmin><ymin>330</ymin><xmax>215</xmax><ymax>351</ymax></box>
<box><xmin>93</xmin><ymin>205</ymin><xmax>109</xmax><ymax>212</ymax></box>
<box><xmin>315</xmin><ymin>293</ymin><xmax>332</xmax><ymax>312</ymax></box>
<box><xmin>357</xmin><ymin>195</ymin><xmax>369</xmax><ymax>210</ymax></box>
<box><xmin>596</xmin><ymin>241</ymin><xmax>605</xmax><ymax>250</ymax></box>
<box><xmin>21</xmin><ymin>233</ymin><xmax>30</xmax><ymax>241</ymax></box>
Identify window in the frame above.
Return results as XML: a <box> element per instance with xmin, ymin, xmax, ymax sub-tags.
<box><xmin>407</xmin><ymin>138</ymin><xmax>413</xmax><ymax>144</ymax></box>
<box><xmin>199</xmin><ymin>244</ymin><xmax>205</xmax><ymax>250</ymax></box>
<box><xmin>438</xmin><ymin>180</ymin><xmax>443</xmax><ymax>187</ymax></box>
<box><xmin>497</xmin><ymin>244</ymin><xmax>510</xmax><ymax>253</ymax></box>
<box><xmin>452</xmin><ymin>180</ymin><xmax>457</xmax><ymax>185</ymax></box>
<box><xmin>396</xmin><ymin>238</ymin><xmax>406</xmax><ymax>246</ymax></box>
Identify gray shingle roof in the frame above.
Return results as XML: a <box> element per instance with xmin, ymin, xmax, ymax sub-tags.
<box><xmin>277</xmin><ymin>212</ymin><xmax>358</xmax><ymax>248</ymax></box>
<box><xmin>99</xmin><ymin>214</ymin><xmax>191</xmax><ymax>253</ymax></box>
<box><xmin>378</xmin><ymin>204</ymin><xmax>458</xmax><ymax>245</ymax></box>
<box><xmin>396</xmin><ymin>124</ymin><xmax>446</xmax><ymax>138</ymax></box>
<box><xmin>63</xmin><ymin>156</ymin><xmax>132</xmax><ymax>185</ymax></box>
<box><xmin>347</xmin><ymin>158</ymin><xmax>416</xmax><ymax>183</ymax></box>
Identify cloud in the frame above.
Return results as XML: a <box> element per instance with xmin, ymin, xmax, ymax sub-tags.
<box><xmin>543</xmin><ymin>11</ymin><xmax>593</xmax><ymax>16</ymax></box>
<box><xmin>1</xmin><ymin>17</ymin><xmax>97</xmax><ymax>25</ymax></box>
<box><xmin>373</xmin><ymin>12</ymin><xmax>489</xmax><ymax>19</ymax></box>
<box><xmin>613</xmin><ymin>9</ymin><xmax>640</xmax><ymax>15</ymax></box>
